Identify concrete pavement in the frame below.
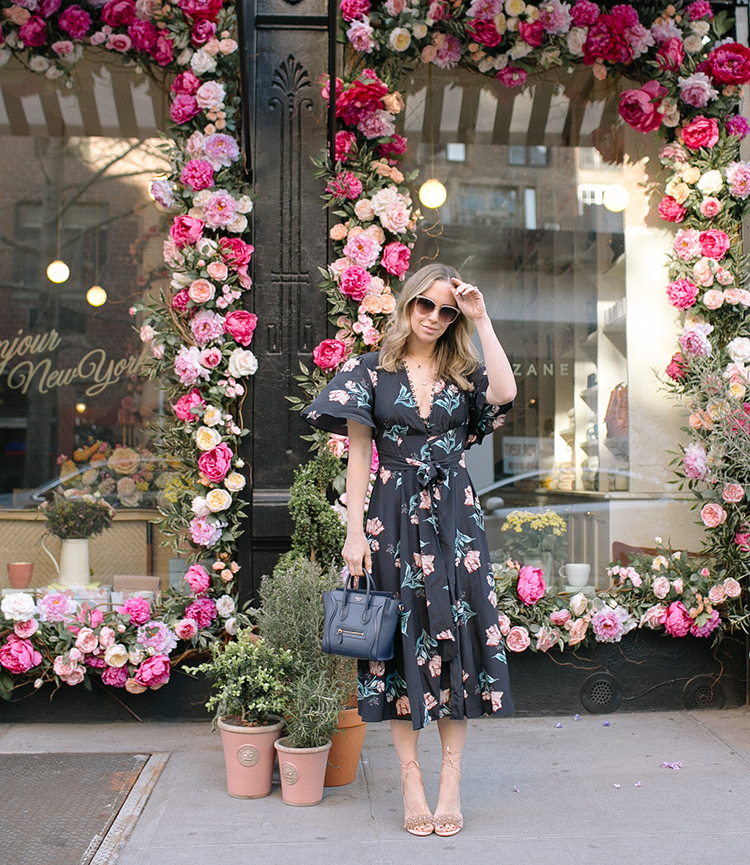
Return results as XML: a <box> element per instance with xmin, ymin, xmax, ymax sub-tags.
<box><xmin>2</xmin><ymin>709</ymin><xmax>750</xmax><ymax>864</ymax></box>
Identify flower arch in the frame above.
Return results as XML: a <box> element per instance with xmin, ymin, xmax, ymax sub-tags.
<box><xmin>0</xmin><ymin>0</ymin><xmax>254</xmax><ymax>696</ymax></box>
<box><xmin>299</xmin><ymin>0</ymin><xmax>750</xmax><ymax>650</ymax></box>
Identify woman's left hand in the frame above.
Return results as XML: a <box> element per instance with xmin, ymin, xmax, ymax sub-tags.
<box><xmin>452</xmin><ymin>278</ymin><xmax>488</xmax><ymax>322</ymax></box>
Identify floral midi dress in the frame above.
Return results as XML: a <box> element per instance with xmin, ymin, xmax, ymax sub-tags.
<box><xmin>302</xmin><ymin>351</ymin><xmax>515</xmax><ymax>730</ymax></box>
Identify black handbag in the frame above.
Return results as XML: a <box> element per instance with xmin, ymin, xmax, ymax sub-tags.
<box><xmin>321</xmin><ymin>570</ymin><xmax>401</xmax><ymax>661</ymax></box>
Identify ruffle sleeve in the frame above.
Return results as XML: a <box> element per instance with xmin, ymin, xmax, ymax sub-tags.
<box><xmin>301</xmin><ymin>353</ymin><xmax>377</xmax><ymax>437</ymax></box>
<box><xmin>466</xmin><ymin>365</ymin><xmax>513</xmax><ymax>448</ymax></box>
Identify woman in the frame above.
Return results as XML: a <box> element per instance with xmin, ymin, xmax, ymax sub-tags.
<box><xmin>302</xmin><ymin>263</ymin><xmax>517</xmax><ymax>836</ymax></box>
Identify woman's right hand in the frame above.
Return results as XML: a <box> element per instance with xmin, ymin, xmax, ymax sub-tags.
<box><xmin>343</xmin><ymin>529</ymin><xmax>372</xmax><ymax>577</ymax></box>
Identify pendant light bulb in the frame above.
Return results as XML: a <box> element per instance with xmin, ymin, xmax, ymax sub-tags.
<box><xmin>47</xmin><ymin>259</ymin><xmax>70</xmax><ymax>284</ymax></box>
<box><xmin>419</xmin><ymin>178</ymin><xmax>447</xmax><ymax>209</ymax></box>
<box><xmin>603</xmin><ymin>185</ymin><xmax>630</xmax><ymax>213</ymax></box>
<box><xmin>86</xmin><ymin>285</ymin><xmax>107</xmax><ymax>307</ymax></box>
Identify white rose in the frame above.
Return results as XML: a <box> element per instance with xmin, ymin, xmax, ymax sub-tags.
<box><xmin>389</xmin><ymin>27</ymin><xmax>411</xmax><ymax>51</ymax></box>
<box><xmin>225</xmin><ymin>472</ymin><xmax>246</xmax><ymax>492</ymax></box>
<box><xmin>228</xmin><ymin>348</ymin><xmax>258</xmax><ymax>378</ymax></box>
<box><xmin>508</xmin><ymin>40</ymin><xmax>533</xmax><ymax>60</ymax></box>
<box><xmin>195</xmin><ymin>426</ymin><xmax>222</xmax><ymax>451</ymax></box>
<box><xmin>196</xmin><ymin>237</ymin><xmax>218</xmax><ymax>256</ymax></box>
<box><xmin>206</xmin><ymin>488</ymin><xmax>232</xmax><ymax>512</ymax></box>
<box><xmin>236</xmin><ymin>196</ymin><xmax>253</xmax><ymax>214</ymax></box>
<box><xmin>216</xmin><ymin>595</ymin><xmax>236</xmax><ymax>618</ymax></box>
<box><xmin>46</xmin><ymin>65</ymin><xmax>65</xmax><ymax>80</ymax></box>
<box><xmin>370</xmin><ymin>186</ymin><xmax>400</xmax><ymax>215</ymax></box>
<box><xmin>354</xmin><ymin>199</ymin><xmax>375</xmax><ymax>221</ymax></box>
<box><xmin>684</xmin><ymin>35</ymin><xmax>703</xmax><ymax>54</ymax></box>
<box><xmin>203</xmin><ymin>406</ymin><xmax>223</xmax><ymax>427</ymax></box>
<box><xmin>191</xmin><ymin>496</ymin><xmax>211</xmax><ymax>517</ymax></box>
<box><xmin>505</xmin><ymin>0</ymin><xmax>525</xmax><ymax>15</ymax></box>
<box><xmin>567</xmin><ymin>26</ymin><xmax>587</xmax><ymax>56</ymax></box>
<box><xmin>1</xmin><ymin>593</ymin><xmax>36</xmax><ymax>622</ymax></box>
<box><xmin>29</xmin><ymin>55</ymin><xmax>51</xmax><ymax>72</ymax></box>
<box><xmin>104</xmin><ymin>644</ymin><xmax>129</xmax><ymax>668</ymax></box>
<box><xmin>728</xmin><ymin>337</ymin><xmax>750</xmax><ymax>363</ymax></box>
<box><xmin>697</xmin><ymin>169</ymin><xmax>723</xmax><ymax>196</ymax></box>
<box><xmin>128</xmin><ymin>649</ymin><xmax>144</xmax><ymax>665</ymax></box>
<box><xmin>691</xmin><ymin>20</ymin><xmax>710</xmax><ymax>37</ymax></box>
<box><xmin>569</xmin><ymin>592</ymin><xmax>589</xmax><ymax>617</ymax></box>
<box><xmin>225</xmin><ymin>617</ymin><xmax>238</xmax><ymax>635</ymax></box>
<box><xmin>412</xmin><ymin>22</ymin><xmax>428</xmax><ymax>39</ymax></box>
<box><xmin>171</xmin><ymin>271</ymin><xmax>192</xmax><ymax>290</ymax></box>
<box><xmin>190</xmin><ymin>48</ymin><xmax>217</xmax><ymax>75</ymax></box>
<box><xmin>195</xmin><ymin>81</ymin><xmax>226</xmax><ymax>110</ymax></box>
<box><xmin>228</xmin><ymin>214</ymin><xmax>248</xmax><ymax>234</ymax></box>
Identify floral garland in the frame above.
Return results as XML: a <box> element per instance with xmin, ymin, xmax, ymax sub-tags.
<box><xmin>303</xmin><ymin>1</ymin><xmax>750</xmax><ymax>626</ymax></box>
<box><xmin>0</xmin><ymin>0</ymin><xmax>254</xmax><ymax>697</ymax></box>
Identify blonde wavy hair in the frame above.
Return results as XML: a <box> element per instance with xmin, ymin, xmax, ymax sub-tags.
<box><xmin>378</xmin><ymin>263</ymin><xmax>481</xmax><ymax>391</ymax></box>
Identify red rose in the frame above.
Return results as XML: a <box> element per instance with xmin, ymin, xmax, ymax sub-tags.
<box><xmin>198</xmin><ymin>442</ymin><xmax>233</xmax><ymax>481</ymax></box>
<box><xmin>219</xmin><ymin>237</ymin><xmax>254</xmax><ymax>269</ymax></box>
<box><xmin>58</xmin><ymin>5</ymin><xmax>91</xmax><ymax>39</ymax></box>
<box><xmin>176</xmin><ymin>0</ymin><xmax>224</xmax><ymax>20</ymax></box>
<box><xmin>656</xmin><ymin>38</ymin><xmax>685</xmax><ymax>72</ymax></box>
<box><xmin>466</xmin><ymin>19</ymin><xmax>503</xmax><ymax>48</ymax></box>
<box><xmin>336</xmin><ymin>77</ymin><xmax>388</xmax><ymax>126</ymax></box>
<box><xmin>224</xmin><ymin>310</ymin><xmax>258</xmax><ymax>346</ymax></box>
<box><xmin>313</xmin><ymin>339</ymin><xmax>350</xmax><ymax>371</ymax></box>
<box><xmin>699</xmin><ymin>229</ymin><xmax>730</xmax><ymax>260</ymax></box>
<box><xmin>658</xmin><ymin>195</ymin><xmax>686</xmax><ymax>223</ymax></box>
<box><xmin>19</xmin><ymin>16</ymin><xmax>48</xmax><ymax>47</ymax></box>
<box><xmin>518</xmin><ymin>19</ymin><xmax>544</xmax><ymax>47</ymax></box>
<box><xmin>101</xmin><ymin>0</ymin><xmax>136</xmax><ymax>27</ymax></box>
<box><xmin>128</xmin><ymin>19</ymin><xmax>158</xmax><ymax>53</ymax></box>
<box><xmin>191</xmin><ymin>19</ymin><xmax>216</xmax><ymax>46</ymax></box>
<box><xmin>618</xmin><ymin>80</ymin><xmax>667</xmax><ymax>133</ymax></box>
<box><xmin>680</xmin><ymin>115</ymin><xmax>720</xmax><ymax>150</ymax></box>
<box><xmin>708</xmin><ymin>42</ymin><xmax>750</xmax><ymax>85</ymax></box>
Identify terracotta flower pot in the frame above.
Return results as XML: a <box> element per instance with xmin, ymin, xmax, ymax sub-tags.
<box><xmin>324</xmin><ymin>707</ymin><xmax>367</xmax><ymax>787</ymax></box>
<box><xmin>274</xmin><ymin>736</ymin><xmax>332</xmax><ymax>806</ymax></box>
<box><xmin>217</xmin><ymin>715</ymin><xmax>284</xmax><ymax>799</ymax></box>
<box><xmin>7</xmin><ymin>562</ymin><xmax>33</xmax><ymax>590</ymax></box>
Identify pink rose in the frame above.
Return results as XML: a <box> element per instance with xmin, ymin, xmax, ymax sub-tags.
<box><xmin>466</xmin><ymin>19</ymin><xmax>503</xmax><ymax>48</ymax></box>
<box><xmin>135</xmin><ymin>654</ymin><xmax>171</xmax><ymax>688</ymax></box>
<box><xmin>663</xmin><ymin>601</ymin><xmax>692</xmax><ymax>637</ymax></box>
<box><xmin>658</xmin><ymin>196</ymin><xmax>686</xmax><ymax>223</ymax></box>
<box><xmin>699</xmin><ymin>229</ymin><xmax>730</xmax><ymax>260</ymax></box>
<box><xmin>497</xmin><ymin>613</ymin><xmax>511</xmax><ymax>636</ymax></box>
<box><xmin>173</xmin><ymin>388</ymin><xmax>205</xmax><ymax>422</ymax></box>
<box><xmin>699</xmin><ymin>198</ymin><xmax>721</xmax><ymax>220</ymax></box>
<box><xmin>98</xmin><ymin>627</ymin><xmax>116</xmax><ymax>649</ymax></box>
<box><xmin>505</xmin><ymin>626</ymin><xmax>531</xmax><ymax>652</ymax></box>
<box><xmin>666</xmin><ymin>352</ymin><xmax>687</xmax><ymax>381</ymax></box>
<box><xmin>119</xmin><ymin>596</ymin><xmax>152</xmax><ymax>625</ymax></box>
<box><xmin>656</xmin><ymin>37</ymin><xmax>685</xmax><ymax>72</ymax></box>
<box><xmin>703</xmin><ymin>289</ymin><xmax>725</xmax><ymax>310</ymax></box>
<box><xmin>172</xmin><ymin>70</ymin><xmax>201</xmax><ymax>96</ymax></box>
<box><xmin>199</xmin><ymin>347</ymin><xmax>221</xmax><ymax>368</ymax></box>
<box><xmin>691</xmin><ymin>609</ymin><xmax>721</xmax><ymax>638</ymax></box>
<box><xmin>724</xmin><ymin>577</ymin><xmax>742</xmax><ymax>598</ymax></box>
<box><xmin>180</xmin><ymin>159</ymin><xmax>215</xmax><ymax>191</ymax></box>
<box><xmin>75</xmin><ymin>628</ymin><xmax>98</xmax><ymax>654</ymax></box>
<box><xmin>128</xmin><ymin>18</ymin><xmax>158</xmax><ymax>52</ymax></box>
<box><xmin>177</xmin><ymin>0</ymin><xmax>225</xmax><ymax>20</ymax></box>
<box><xmin>722</xmin><ymin>483</ymin><xmax>744</xmax><ymax>503</ymax></box>
<box><xmin>19</xmin><ymin>16</ymin><xmax>48</xmax><ymax>46</ymax></box>
<box><xmin>175</xmin><ymin>618</ymin><xmax>199</xmax><ymax>640</ymax></box>
<box><xmin>189</xmin><ymin>278</ymin><xmax>215</xmax><ymax>303</ymax></box>
<box><xmin>535</xmin><ymin>625</ymin><xmax>560</xmax><ymax>653</ymax></box>
<box><xmin>666</xmin><ymin>278</ymin><xmax>698</xmax><ymax>310</ymax></box>
<box><xmin>14</xmin><ymin>619</ymin><xmax>39</xmax><ymax>639</ymax></box>
<box><xmin>681</xmin><ymin>116</ymin><xmax>720</xmax><ymax>151</ymax></box>
<box><xmin>519</xmin><ymin>19</ymin><xmax>544</xmax><ymax>46</ymax></box>
<box><xmin>516</xmin><ymin>565</ymin><xmax>546</xmax><ymax>606</ymax></box>
<box><xmin>184</xmin><ymin>597</ymin><xmax>217</xmax><ymax>628</ymax></box>
<box><xmin>223</xmin><ymin>310</ymin><xmax>257</xmax><ymax>346</ymax></box>
<box><xmin>313</xmin><ymin>338</ymin><xmax>350</xmax><ymax>371</ymax></box>
<box><xmin>185</xmin><ymin>563</ymin><xmax>211</xmax><ymax>594</ymax></box>
<box><xmin>170</xmin><ymin>94</ymin><xmax>201</xmax><ymax>125</ymax></box>
<box><xmin>198</xmin><ymin>442</ymin><xmax>233</xmax><ymax>482</ymax></box>
<box><xmin>735</xmin><ymin>533</ymin><xmax>750</xmax><ymax>553</ymax></box>
<box><xmin>51</xmin><ymin>39</ymin><xmax>75</xmax><ymax>55</ymax></box>
<box><xmin>652</xmin><ymin>575</ymin><xmax>670</xmax><ymax>600</ymax></box>
<box><xmin>102</xmin><ymin>666</ymin><xmax>128</xmax><ymax>687</ymax></box>
<box><xmin>641</xmin><ymin>604</ymin><xmax>667</xmax><ymax>629</ymax></box>
<box><xmin>59</xmin><ymin>5</ymin><xmax>92</xmax><ymax>39</ymax></box>
<box><xmin>618</xmin><ymin>80</ymin><xmax>667</xmax><ymax>133</ymax></box>
<box><xmin>101</xmin><ymin>0</ymin><xmax>136</xmax><ymax>26</ymax></box>
<box><xmin>381</xmin><ymin>241</ymin><xmax>410</xmax><ymax>277</ymax></box>
<box><xmin>0</xmin><ymin>635</ymin><xmax>42</xmax><ymax>674</ymax></box>
<box><xmin>496</xmin><ymin>66</ymin><xmax>527</xmax><ymax>87</ymax></box>
<box><xmin>549</xmin><ymin>609</ymin><xmax>572</xmax><ymax>627</ymax></box>
<box><xmin>107</xmin><ymin>33</ymin><xmax>132</xmax><ymax>52</ymax></box>
<box><xmin>191</xmin><ymin>18</ymin><xmax>216</xmax><ymax>45</ymax></box>
<box><xmin>701</xmin><ymin>503</ymin><xmax>727</xmax><ymax>528</ymax></box>
<box><xmin>190</xmin><ymin>516</ymin><xmax>223</xmax><ymax>547</ymax></box>
<box><xmin>170</xmin><ymin>215</ymin><xmax>204</xmax><ymax>248</ymax></box>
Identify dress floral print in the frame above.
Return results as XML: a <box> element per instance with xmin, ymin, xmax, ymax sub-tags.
<box><xmin>303</xmin><ymin>351</ymin><xmax>514</xmax><ymax>730</ymax></box>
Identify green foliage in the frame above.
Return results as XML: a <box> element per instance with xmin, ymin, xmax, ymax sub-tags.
<box><xmin>40</xmin><ymin>494</ymin><xmax>115</xmax><ymax>540</ymax></box>
<box><xmin>184</xmin><ymin>633</ymin><xmax>294</xmax><ymax>726</ymax></box>
<box><xmin>283</xmin><ymin>665</ymin><xmax>345</xmax><ymax>749</ymax></box>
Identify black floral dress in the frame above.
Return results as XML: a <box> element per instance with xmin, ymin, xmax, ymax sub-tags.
<box><xmin>302</xmin><ymin>351</ymin><xmax>515</xmax><ymax>730</ymax></box>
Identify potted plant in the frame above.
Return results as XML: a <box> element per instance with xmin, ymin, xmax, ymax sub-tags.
<box><xmin>500</xmin><ymin>508</ymin><xmax>568</xmax><ymax>582</ymax></box>
<box><xmin>39</xmin><ymin>493</ymin><xmax>115</xmax><ymax>586</ymax></box>
<box><xmin>254</xmin><ymin>556</ymin><xmax>353</xmax><ymax>805</ymax></box>
<box><xmin>185</xmin><ymin>631</ymin><xmax>294</xmax><ymax>799</ymax></box>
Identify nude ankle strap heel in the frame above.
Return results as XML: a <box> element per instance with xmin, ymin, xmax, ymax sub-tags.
<box><xmin>433</xmin><ymin>748</ymin><xmax>464</xmax><ymax>836</ymax></box>
<box><xmin>399</xmin><ymin>760</ymin><xmax>434</xmax><ymax>836</ymax></box>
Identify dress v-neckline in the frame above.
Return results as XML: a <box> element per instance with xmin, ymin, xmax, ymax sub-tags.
<box><xmin>403</xmin><ymin>363</ymin><xmax>435</xmax><ymax>426</ymax></box>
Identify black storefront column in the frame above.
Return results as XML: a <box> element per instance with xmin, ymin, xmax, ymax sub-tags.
<box><xmin>237</xmin><ymin>0</ymin><xmax>332</xmax><ymax>598</ymax></box>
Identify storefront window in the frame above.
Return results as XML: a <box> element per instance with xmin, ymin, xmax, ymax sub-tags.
<box><xmin>0</xmin><ymin>58</ymin><xmax>170</xmax><ymax>509</ymax></box>
<box><xmin>401</xmin><ymin>67</ymin><xmax>700</xmax><ymax>584</ymax></box>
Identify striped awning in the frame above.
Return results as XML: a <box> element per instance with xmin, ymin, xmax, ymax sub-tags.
<box><xmin>0</xmin><ymin>53</ymin><xmax>168</xmax><ymax>138</ymax></box>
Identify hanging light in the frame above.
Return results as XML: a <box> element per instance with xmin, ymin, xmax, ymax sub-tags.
<box><xmin>47</xmin><ymin>259</ymin><xmax>70</xmax><ymax>283</ymax></box>
<box><xmin>75</xmin><ymin>399</ymin><xmax>87</xmax><ymax>414</ymax></box>
<box><xmin>603</xmin><ymin>185</ymin><xmax>630</xmax><ymax>213</ymax></box>
<box><xmin>87</xmin><ymin>285</ymin><xmax>107</xmax><ymax>307</ymax></box>
<box><xmin>419</xmin><ymin>178</ymin><xmax>447</xmax><ymax>209</ymax></box>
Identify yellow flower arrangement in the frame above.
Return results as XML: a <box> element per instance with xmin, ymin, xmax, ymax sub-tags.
<box><xmin>500</xmin><ymin>509</ymin><xmax>568</xmax><ymax>560</ymax></box>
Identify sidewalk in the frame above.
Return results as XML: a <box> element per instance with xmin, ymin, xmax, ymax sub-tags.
<box><xmin>2</xmin><ymin>709</ymin><xmax>750</xmax><ymax>865</ymax></box>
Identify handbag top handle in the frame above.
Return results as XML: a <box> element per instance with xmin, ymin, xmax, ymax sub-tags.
<box><xmin>340</xmin><ymin>569</ymin><xmax>375</xmax><ymax>614</ymax></box>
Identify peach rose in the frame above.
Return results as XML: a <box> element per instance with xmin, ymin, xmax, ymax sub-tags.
<box><xmin>724</xmin><ymin>577</ymin><xmax>742</xmax><ymax>598</ymax></box>
<box><xmin>568</xmin><ymin>617</ymin><xmax>589</xmax><ymax>645</ymax></box>
<box><xmin>703</xmin><ymin>289</ymin><xmax>725</xmax><ymax>309</ymax></box>
<box><xmin>354</xmin><ymin>199</ymin><xmax>375</xmax><ymax>221</ymax></box>
<box><xmin>330</xmin><ymin>223</ymin><xmax>348</xmax><ymax>241</ymax></box>
<box><xmin>107</xmin><ymin>447</ymin><xmax>141</xmax><ymax>475</ymax></box>
<box><xmin>360</xmin><ymin>294</ymin><xmax>383</xmax><ymax>314</ymax></box>
<box><xmin>380</xmin><ymin>294</ymin><xmax>397</xmax><ymax>313</ymax></box>
<box><xmin>75</xmin><ymin>628</ymin><xmax>98</xmax><ymax>654</ymax></box>
<box><xmin>497</xmin><ymin>613</ymin><xmax>511</xmax><ymax>635</ymax></box>
<box><xmin>188</xmin><ymin>278</ymin><xmax>215</xmax><ymax>303</ymax></box>
<box><xmin>722</xmin><ymin>483</ymin><xmax>745</xmax><ymax>503</ymax></box>
<box><xmin>701</xmin><ymin>502</ymin><xmax>727</xmax><ymax>527</ymax></box>
<box><xmin>708</xmin><ymin>584</ymin><xmax>726</xmax><ymax>604</ymax></box>
<box><xmin>505</xmin><ymin>625</ymin><xmax>530</xmax><ymax>652</ymax></box>
<box><xmin>125</xmin><ymin>677</ymin><xmax>148</xmax><ymax>694</ymax></box>
<box><xmin>207</xmin><ymin>261</ymin><xmax>228</xmax><ymax>281</ymax></box>
<box><xmin>652</xmin><ymin>575</ymin><xmax>670</xmax><ymax>599</ymax></box>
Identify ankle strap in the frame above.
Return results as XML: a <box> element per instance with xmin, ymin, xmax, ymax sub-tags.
<box><xmin>442</xmin><ymin>747</ymin><xmax>463</xmax><ymax>769</ymax></box>
<box><xmin>399</xmin><ymin>759</ymin><xmax>420</xmax><ymax>770</ymax></box>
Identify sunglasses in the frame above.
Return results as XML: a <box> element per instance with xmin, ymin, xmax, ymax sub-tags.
<box><xmin>413</xmin><ymin>295</ymin><xmax>461</xmax><ymax>325</ymax></box>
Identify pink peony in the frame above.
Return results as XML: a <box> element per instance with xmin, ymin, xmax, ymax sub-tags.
<box><xmin>173</xmin><ymin>388</ymin><xmax>206</xmax><ymax>422</ymax></box>
<box><xmin>618</xmin><ymin>81</ymin><xmax>667</xmax><ymax>134</ymax></box>
<box><xmin>175</xmin><ymin>618</ymin><xmax>199</xmax><ymax>640</ymax></box>
<box><xmin>682</xmin><ymin>442</ymin><xmax>709</xmax><ymax>480</ymax></box>
<box><xmin>102</xmin><ymin>665</ymin><xmax>128</xmax><ymax>687</ymax></box>
<box><xmin>663</xmin><ymin>601</ymin><xmax>692</xmax><ymax>637</ymax></box>
<box><xmin>19</xmin><ymin>16</ymin><xmax>48</xmax><ymax>46</ymax></box>
<box><xmin>327</xmin><ymin>171</ymin><xmax>363</xmax><ymax>200</ymax></box>
<box><xmin>656</xmin><ymin>38</ymin><xmax>684</xmax><ymax>72</ymax></box>
<box><xmin>516</xmin><ymin>565</ymin><xmax>546</xmax><ymax>606</ymax></box>
<box><xmin>198</xmin><ymin>442</ymin><xmax>233</xmax><ymax>481</ymax></box>
<box><xmin>339</xmin><ymin>265</ymin><xmax>372</xmax><ymax>301</ymax></box>
<box><xmin>434</xmin><ymin>34</ymin><xmax>462</xmax><ymax>69</ymax></box>
<box><xmin>680</xmin><ymin>116</ymin><xmax>720</xmax><ymax>151</ymax></box>
<box><xmin>666</xmin><ymin>351</ymin><xmax>687</xmax><ymax>381</ymax></box>
<box><xmin>726</xmin><ymin>116</ymin><xmax>750</xmax><ymax>139</ymax></box>
<box><xmin>176</xmin><ymin>0</ymin><xmax>224</xmax><ymax>20</ymax></box>
<box><xmin>313</xmin><ymin>339</ymin><xmax>350</xmax><ymax>371</ymax></box>
<box><xmin>687</xmin><ymin>0</ymin><xmax>713</xmax><ymax>20</ymax></box>
<box><xmin>175</xmin><ymin>345</ymin><xmax>209</xmax><ymax>386</ymax></box>
<box><xmin>381</xmin><ymin>241</ymin><xmax>410</xmax><ymax>277</ymax></box>
<box><xmin>666</xmin><ymin>278</ymin><xmax>698</xmax><ymax>310</ymax></box>
<box><xmin>59</xmin><ymin>4</ymin><xmax>91</xmax><ymax>38</ymax></box>
<box><xmin>357</xmin><ymin>110</ymin><xmax>396</xmax><ymax>139</ymax></box>
<box><xmin>658</xmin><ymin>196</ymin><xmax>686</xmax><ymax>223</ymax></box>
<box><xmin>699</xmin><ymin>229</ymin><xmax>730</xmax><ymax>261</ymax></box>
<box><xmin>223</xmin><ymin>310</ymin><xmax>257</xmax><ymax>346</ymax></box>
<box><xmin>135</xmin><ymin>654</ymin><xmax>171</xmax><ymax>688</ymax></box>
<box><xmin>39</xmin><ymin>592</ymin><xmax>76</xmax><ymax>623</ymax></box>
<box><xmin>101</xmin><ymin>0</ymin><xmax>136</xmax><ymax>26</ymax></box>
<box><xmin>591</xmin><ymin>608</ymin><xmax>624</xmax><ymax>643</ymax></box>
<box><xmin>378</xmin><ymin>134</ymin><xmax>408</xmax><ymax>162</ymax></box>
<box><xmin>172</xmin><ymin>70</ymin><xmax>201</xmax><ymax>96</ymax></box>
<box><xmin>343</xmin><ymin>232</ymin><xmax>382</xmax><ymax>269</ymax></box>
<box><xmin>203</xmin><ymin>133</ymin><xmax>241</xmax><ymax>168</ymax></box>
<box><xmin>678</xmin><ymin>72</ymin><xmax>718</xmax><ymax>108</ymax></box>
<box><xmin>678</xmin><ymin>324</ymin><xmax>712</xmax><ymax>357</ymax></box>
<box><xmin>184</xmin><ymin>597</ymin><xmax>217</xmax><ymax>628</ymax></box>
<box><xmin>170</xmin><ymin>215</ymin><xmax>204</xmax><ymax>248</ymax></box>
<box><xmin>202</xmin><ymin>191</ymin><xmax>237</xmax><ymax>228</ymax></box>
<box><xmin>505</xmin><ymin>626</ymin><xmax>531</xmax><ymax>652</ymax></box>
<box><xmin>170</xmin><ymin>94</ymin><xmax>201</xmax><ymax>125</ymax></box>
<box><xmin>690</xmin><ymin>609</ymin><xmax>721</xmax><ymax>638</ymax></box>
<box><xmin>0</xmin><ymin>635</ymin><xmax>42</xmax><ymax>674</ymax></box>
<box><xmin>570</xmin><ymin>0</ymin><xmax>599</xmax><ymax>27</ymax></box>
<box><xmin>726</xmin><ymin>161</ymin><xmax>750</xmax><ymax>199</ymax></box>
<box><xmin>185</xmin><ymin>564</ymin><xmax>211</xmax><ymax>594</ymax></box>
<box><xmin>190</xmin><ymin>310</ymin><xmax>224</xmax><ymax>345</ymax></box>
<box><xmin>519</xmin><ymin>19</ymin><xmax>544</xmax><ymax>46</ymax></box>
<box><xmin>119</xmin><ymin>596</ymin><xmax>152</xmax><ymax>625</ymax></box>
<box><xmin>466</xmin><ymin>19</ymin><xmax>503</xmax><ymax>48</ymax></box>
<box><xmin>190</xmin><ymin>516</ymin><xmax>224</xmax><ymax>547</ymax></box>
<box><xmin>219</xmin><ymin>236</ymin><xmax>254</xmax><ymax>270</ymax></box>
<box><xmin>708</xmin><ymin>42</ymin><xmax>750</xmax><ymax>85</ymax></box>
<box><xmin>496</xmin><ymin>66</ymin><xmax>527</xmax><ymax>87</ymax></box>
<box><xmin>334</xmin><ymin>130</ymin><xmax>357</xmax><ymax>161</ymax></box>
<box><xmin>128</xmin><ymin>18</ymin><xmax>158</xmax><ymax>53</ymax></box>
<box><xmin>180</xmin><ymin>159</ymin><xmax>214</xmax><ymax>191</ymax></box>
